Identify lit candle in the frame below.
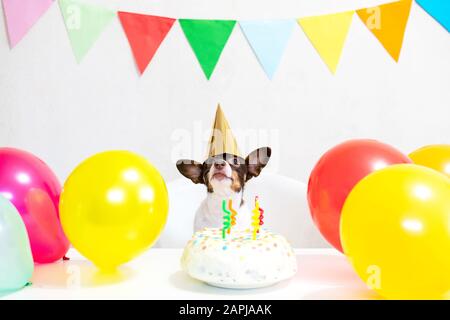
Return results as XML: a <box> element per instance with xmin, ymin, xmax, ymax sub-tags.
<box><xmin>228</xmin><ymin>199</ymin><xmax>237</xmax><ymax>234</ymax></box>
<box><xmin>251</xmin><ymin>196</ymin><xmax>261</xmax><ymax>240</ymax></box>
<box><xmin>222</xmin><ymin>199</ymin><xmax>231</xmax><ymax>239</ymax></box>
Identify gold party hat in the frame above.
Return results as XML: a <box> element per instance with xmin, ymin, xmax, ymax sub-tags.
<box><xmin>207</xmin><ymin>104</ymin><xmax>241</xmax><ymax>158</ymax></box>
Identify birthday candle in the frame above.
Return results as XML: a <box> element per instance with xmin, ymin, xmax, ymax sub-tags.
<box><xmin>251</xmin><ymin>196</ymin><xmax>261</xmax><ymax>240</ymax></box>
<box><xmin>228</xmin><ymin>199</ymin><xmax>237</xmax><ymax>234</ymax></box>
<box><xmin>222</xmin><ymin>199</ymin><xmax>231</xmax><ymax>239</ymax></box>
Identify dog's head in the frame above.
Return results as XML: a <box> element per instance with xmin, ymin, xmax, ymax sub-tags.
<box><xmin>176</xmin><ymin>147</ymin><xmax>271</xmax><ymax>195</ymax></box>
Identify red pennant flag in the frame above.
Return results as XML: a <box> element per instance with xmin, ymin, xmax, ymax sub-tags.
<box><xmin>118</xmin><ymin>12</ymin><xmax>176</xmax><ymax>75</ymax></box>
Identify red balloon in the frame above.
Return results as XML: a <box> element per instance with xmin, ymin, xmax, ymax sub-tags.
<box><xmin>307</xmin><ymin>139</ymin><xmax>411</xmax><ymax>252</ymax></box>
<box><xmin>0</xmin><ymin>148</ymin><xmax>70</xmax><ymax>263</ymax></box>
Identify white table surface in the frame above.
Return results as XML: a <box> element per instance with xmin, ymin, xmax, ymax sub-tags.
<box><xmin>1</xmin><ymin>248</ymin><xmax>380</xmax><ymax>300</ymax></box>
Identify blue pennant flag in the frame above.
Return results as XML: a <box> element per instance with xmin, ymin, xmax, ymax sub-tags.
<box><xmin>239</xmin><ymin>19</ymin><xmax>295</xmax><ymax>79</ymax></box>
<box><xmin>416</xmin><ymin>0</ymin><xmax>450</xmax><ymax>32</ymax></box>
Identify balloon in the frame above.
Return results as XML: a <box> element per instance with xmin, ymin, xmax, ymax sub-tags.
<box><xmin>0</xmin><ymin>195</ymin><xmax>34</xmax><ymax>291</ymax></box>
<box><xmin>0</xmin><ymin>148</ymin><xmax>70</xmax><ymax>263</ymax></box>
<box><xmin>341</xmin><ymin>164</ymin><xmax>450</xmax><ymax>299</ymax></box>
<box><xmin>409</xmin><ymin>144</ymin><xmax>450</xmax><ymax>178</ymax></box>
<box><xmin>307</xmin><ymin>139</ymin><xmax>411</xmax><ymax>252</ymax></box>
<box><xmin>60</xmin><ymin>151</ymin><xmax>169</xmax><ymax>270</ymax></box>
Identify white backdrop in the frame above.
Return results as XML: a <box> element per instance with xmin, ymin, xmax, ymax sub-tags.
<box><xmin>0</xmin><ymin>0</ymin><xmax>449</xmax><ymax>184</ymax></box>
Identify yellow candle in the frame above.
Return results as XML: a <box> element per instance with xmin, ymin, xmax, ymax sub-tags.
<box><xmin>228</xmin><ymin>199</ymin><xmax>237</xmax><ymax>234</ymax></box>
<box><xmin>251</xmin><ymin>196</ymin><xmax>261</xmax><ymax>240</ymax></box>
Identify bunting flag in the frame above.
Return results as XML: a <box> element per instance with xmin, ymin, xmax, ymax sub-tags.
<box><xmin>416</xmin><ymin>0</ymin><xmax>450</xmax><ymax>32</ymax></box>
<box><xmin>2</xmin><ymin>0</ymin><xmax>54</xmax><ymax>48</ymax></box>
<box><xmin>239</xmin><ymin>19</ymin><xmax>295</xmax><ymax>79</ymax></box>
<box><xmin>1</xmin><ymin>1</ymin><xmax>446</xmax><ymax>76</ymax></box>
<box><xmin>118</xmin><ymin>12</ymin><xmax>176</xmax><ymax>75</ymax></box>
<box><xmin>59</xmin><ymin>0</ymin><xmax>115</xmax><ymax>62</ymax></box>
<box><xmin>179</xmin><ymin>19</ymin><xmax>236</xmax><ymax>79</ymax></box>
<box><xmin>298</xmin><ymin>11</ymin><xmax>354</xmax><ymax>74</ymax></box>
<box><xmin>357</xmin><ymin>0</ymin><xmax>412</xmax><ymax>62</ymax></box>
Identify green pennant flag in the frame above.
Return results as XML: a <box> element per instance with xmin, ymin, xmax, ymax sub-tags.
<box><xmin>179</xmin><ymin>19</ymin><xmax>236</xmax><ymax>79</ymax></box>
<box><xmin>59</xmin><ymin>0</ymin><xmax>115</xmax><ymax>63</ymax></box>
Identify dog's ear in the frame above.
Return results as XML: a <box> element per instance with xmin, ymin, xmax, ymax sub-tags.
<box><xmin>176</xmin><ymin>160</ymin><xmax>204</xmax><ymax>184</ymax></box>
<box><xmin>245</xmin><ymin>147</ymin><xmax>271</xmax><ymax>181</ymax></box>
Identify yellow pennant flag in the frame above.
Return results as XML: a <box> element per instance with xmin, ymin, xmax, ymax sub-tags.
<box><xmin>298</xmin><ymin>11</ymin><xmax>354</xmax><ymax>74</ymax></box>
<box><xmin>357</xmin><ymin>0</ymin><xmax>412</xmax><ymax>62</ymax></box>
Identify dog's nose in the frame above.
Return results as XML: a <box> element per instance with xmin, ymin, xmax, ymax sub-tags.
<box><xmin>214</xmin><ymin>160</ymin><xmax>226</xmax><ymax>169</ymax></box>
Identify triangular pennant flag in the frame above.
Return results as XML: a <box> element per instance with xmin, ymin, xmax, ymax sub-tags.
<box><xmin>59</xmin><ymin>0</ymin><xmax>115</xmax><ymax>62</ymax></box>
<box><xmin>298</xmin><ymin>11</ymin><xmax>354</xmax><ymax>74</ymax></box>
<box><xmin>357</xmin><ymin>0</ymin><xmax>412</xmax><ymax>62</ymax></box>
<box><xmin>179</xmin><ymin>19</ymin><xmax>236</xmax><ymax>79</ymax></box>
<box><xmin>118</xmin><ymin>12</ymin><xmax>176</xmax><ymax>75</ymax></box>
<box><xmin>239</xmin><ymin>19</ymin><xmax>295</xmax><ymax>79</ymax></box>
<box><xmin>416</xmin><ymin>0</ymin><xmax>450</xmax><ymax>32</ymax></box>
<box><xmin>2</xmin><ymin>0</ymin><xmax>54</xmax><ymax>48</ymax></box>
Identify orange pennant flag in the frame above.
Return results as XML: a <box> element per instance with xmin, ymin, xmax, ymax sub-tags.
<box><xmin>357</xmin><ymin>0</ymin><xmax>412</xmax><ymax>62</ymax></box>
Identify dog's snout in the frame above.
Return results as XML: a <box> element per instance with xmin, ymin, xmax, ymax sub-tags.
<box><xmin>214</xmin><ymin>160</ymin><xmax>226</xmax><ymax>169</ymax></box>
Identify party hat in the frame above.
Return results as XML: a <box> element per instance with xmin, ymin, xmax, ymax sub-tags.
<box><xmin>207</xmin><ymin>104</ymin><xmax>241</xmax><ymax>157</ymax></box>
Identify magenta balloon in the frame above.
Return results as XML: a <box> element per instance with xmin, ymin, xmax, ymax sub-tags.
<box><xmin>0</xmin><ymin>148</ymin><xmax>70</xmax><ymax>263</ymax></box>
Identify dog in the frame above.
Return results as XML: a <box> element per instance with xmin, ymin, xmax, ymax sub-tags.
<box><xmin>176</xmin><ymin>147</ymin><xmax>271</xmax><ymax>232</ymax></box>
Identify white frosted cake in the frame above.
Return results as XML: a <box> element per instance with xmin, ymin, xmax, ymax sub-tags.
<box><xmin>181</xmin><ymin>228</ymin><xmax>297</xmax><ymax>289</ymax></box>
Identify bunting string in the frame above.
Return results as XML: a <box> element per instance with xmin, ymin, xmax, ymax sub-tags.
<box><xmin>1</xmin><ymin>0</ymin><xmax>448</xmax><ymax>78</ymax></box>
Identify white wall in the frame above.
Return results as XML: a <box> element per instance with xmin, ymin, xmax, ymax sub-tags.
<box><xmin>1</xmin><ymin>0</ymin><xmax>449</xmax><ymax>184</ymax></box>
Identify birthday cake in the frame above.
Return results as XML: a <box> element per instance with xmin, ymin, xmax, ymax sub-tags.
<box><xmin>181</xmin><ymin>227</ymin><xmax>297</xmax><ymax>289</ymax></box>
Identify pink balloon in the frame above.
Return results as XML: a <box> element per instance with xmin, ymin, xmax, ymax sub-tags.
<box><xmin>0</xmin><ymin>148</ymin><xmax>69</xmax><ymax>263</ymax></box>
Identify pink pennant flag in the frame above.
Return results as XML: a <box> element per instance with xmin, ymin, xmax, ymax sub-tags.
<box><xmin>2</xmin><ymin>0</ymin><xmax>54</xmax><ymax>48</ymax></box>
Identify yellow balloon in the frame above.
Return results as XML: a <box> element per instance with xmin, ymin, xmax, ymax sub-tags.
<box><xmin>60</xmin><ymin>151</ymin><xmax>169</xmax><ymax>270</ymax></box>
<box><xmin>341</xmin><ymin>164</ymin><xmax>450</xmax><ymax>299</ymax></box>
<box><xmin>409</xmin><ymin>144</ymin><xmax>450</xmax><ymax>178</ymax></box>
